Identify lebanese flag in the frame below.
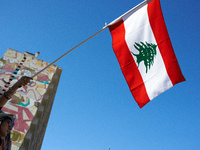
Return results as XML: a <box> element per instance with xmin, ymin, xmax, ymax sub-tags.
<box><xmin>108</xmin><ymin>0</ymin><xmax>185</xmax><ymax>108</ymax></box>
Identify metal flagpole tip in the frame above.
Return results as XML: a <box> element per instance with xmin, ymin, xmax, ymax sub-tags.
<box><xmin>103</xmin><ymin>22</ymin><xmax>108</xmax><ymax>29</ymax></box>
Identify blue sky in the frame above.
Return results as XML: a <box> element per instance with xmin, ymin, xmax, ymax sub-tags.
<box><xmin>0</xmin><ymin>0</ymin><xmax>200</xmax><ymax>150</ymax></box>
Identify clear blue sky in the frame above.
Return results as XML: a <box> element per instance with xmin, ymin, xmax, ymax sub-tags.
<box><xmin>0</xmin><ymin>0</ymin><xmax>200</xmax><ymax>150</ymax></box>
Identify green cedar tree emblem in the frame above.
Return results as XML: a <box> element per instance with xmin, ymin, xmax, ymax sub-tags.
<box><xmin>131</xmin><ymin>41</ymin><xmax>157</xmax><ymax>73</ymax></box>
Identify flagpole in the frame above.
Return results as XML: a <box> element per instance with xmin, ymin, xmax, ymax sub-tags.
<box><xmin>31</xmin><ymin>0</ymin><xmax>153</xmax><ymax>78</ymax></box>
<box><xmin>31</xmin><ymin>25</ymin><xmax>108</xmax><ymax>78</ymax></box>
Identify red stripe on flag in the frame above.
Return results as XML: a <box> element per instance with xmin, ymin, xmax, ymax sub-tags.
<box><xmin>109</xmin><ymin>20</ymin><xmax>150</xmax><ymax>108</ymax></box>
<box><xmin>147</xmin><ymin>0</ymin><xmax>185</xmax><ymax>85</ymax></box>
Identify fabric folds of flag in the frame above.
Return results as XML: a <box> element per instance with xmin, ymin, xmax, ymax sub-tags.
<box><xmin>108</xmin><ymin>0</ymin><xmax>185</xmax><ymax>108</ymax></box>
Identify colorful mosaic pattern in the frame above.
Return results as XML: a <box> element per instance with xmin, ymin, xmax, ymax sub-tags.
<box><xmin>0</xmin><ymin>49</ymin><xmax>57</xmax><ymax>149</ymax></box>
